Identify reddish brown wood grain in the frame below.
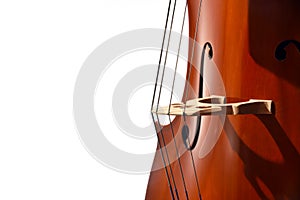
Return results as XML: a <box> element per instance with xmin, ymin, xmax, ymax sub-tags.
<box><xmin>146</xmin><ymin>0</ymin><xmax>300</xmax><ymax>199</ymax></box>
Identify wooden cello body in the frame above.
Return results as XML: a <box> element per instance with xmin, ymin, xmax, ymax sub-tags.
<box><xmin>146</xmin><ymin>0</ymin><xmax>300</xmax><ymax>199</ymax></box>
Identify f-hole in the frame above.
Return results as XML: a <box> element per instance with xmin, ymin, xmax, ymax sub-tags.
<box><xmin>182</xmin><ymin>42</ymin><xmax>213</xmax><ymax>150</ymax></box>
<box><xmin>275</xmin><ymin>40</ymin><xmax>300</xmax><ymax>61</ymax></box>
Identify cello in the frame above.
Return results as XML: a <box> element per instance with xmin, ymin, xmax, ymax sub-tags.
<box><xmin>146</xmin><ymin>0</ymin><xmax>300</xmax><ymax>199</ymax></box>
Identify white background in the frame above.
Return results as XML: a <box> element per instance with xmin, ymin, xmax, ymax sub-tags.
<box><xmin>0</xmin><ymin>0</ymin><xmax>171</xmax><ymax>199</ymax></box>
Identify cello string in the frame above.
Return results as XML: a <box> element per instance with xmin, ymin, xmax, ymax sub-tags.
<box><xmin>159</xmin><ymin>0</ymin><xmax>203</xmax><ymax>198</ymax></box>
<box><xmin>167</xmin><ymin>0</ymin><xmax>188</xmax><ymax>113</ymax></box>
<box><xmin>154</xmin><ymin>0</ymin><xmax>181</xmax><ymax>198</ymax></box>
<box><xmin>155</xmin><ymin>114</ymin><xmax>180</xmax><ymax>200</ymax></box>
<box><xmin>151</xmin><ymin>113</ymin><xmax>176</xmax><ymax>200</ymax></box>
<box><xmin>166</xmin><ymin>1</ymin><xmax>190</xmax><ymax>200</ymax></box>
<box><xmin>151</xmin><ymin>0</ymin><xmax>172</xmax><ymax>110</ymax></box>
<box><xmin>183</xmin><ymin>0</ymin><xmax>203</xmax><ymax>117</ymax></box>
<box><xmin>166</xmin><ymin>0</ymin><xmax>203</xmax><ymax>198</ymax></box>
<box><xmin>186</xmin><ymin>137</ymin><xmax>202</xmax><ymax>200</ymax></box>
<box><xmin>169</xmin><ymin>112</ymin><xmax>190</xmax><ymax>200</ymax></box>
<box><xmin>150</xmin><ymin>0</ymin><xmax>176</xmax><ymax>198</ymax></box>
<box><xmin>153</xmin><ymin>0</ymin><xmax>203</xmax><ymax>198</ymax></box>
<box><xmin>183</xmin><ymin>0</ymin><xmax>204</xmax><ymax>199</ymax></box>
<box><xmin>155</xmin><ymin>0</ymin><xmax>178</xmax><ymax>113</ymax></box>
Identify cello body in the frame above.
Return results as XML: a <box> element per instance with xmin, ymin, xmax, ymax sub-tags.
<box><xmin>146</xmin><ymin>0</ymin><xmax>300</xmax><ymax>199</ymax></box>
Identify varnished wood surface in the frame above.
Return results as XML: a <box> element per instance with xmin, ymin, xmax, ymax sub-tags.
<box><xmin>146</xmin><ymin>0</ymin><xmax>300</xmax><ymax>199</ymax></box>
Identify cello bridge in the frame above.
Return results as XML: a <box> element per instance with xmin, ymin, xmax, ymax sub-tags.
<box><xmin>152</xmin><ymin>95</ymin><xmax>273</xmax><ymax>116</ymax></box>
